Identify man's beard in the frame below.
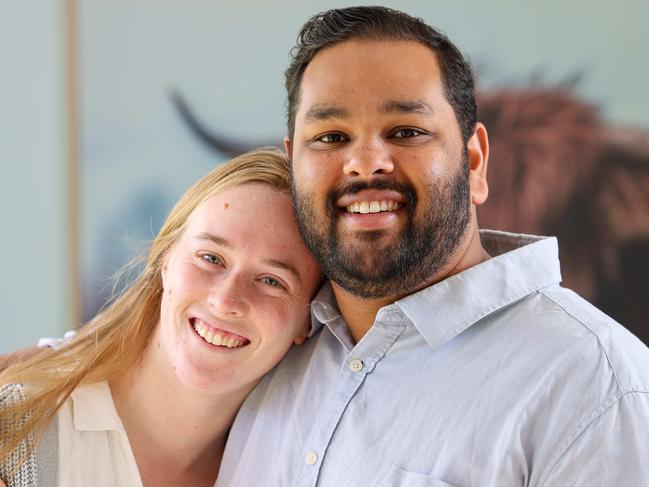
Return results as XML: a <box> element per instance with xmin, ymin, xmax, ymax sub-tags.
<box><xmin>291</xmin><ymin>160</ymin><xmax>472</xmax><ymax>300</ymax></box>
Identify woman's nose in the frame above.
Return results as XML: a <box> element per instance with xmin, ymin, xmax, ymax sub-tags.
<box><xmin>206</xmin><ymin>274</ymin><xmax>249</xmax><ymax>318</ymax></box>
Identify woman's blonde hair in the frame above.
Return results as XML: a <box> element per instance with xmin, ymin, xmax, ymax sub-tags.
<box><xmin>0</xmin><ymin>147</ymin><xmax>291</xmax><ymax>465</ymax></box>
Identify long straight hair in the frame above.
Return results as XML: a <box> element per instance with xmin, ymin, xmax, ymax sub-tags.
<box><xmin>0</xmin><ymin>147</ymin><xmax>291</xmax><ymax>466</ymax></box>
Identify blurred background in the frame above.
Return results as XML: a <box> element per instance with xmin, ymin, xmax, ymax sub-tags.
<box><xmin>1</xmin><ymin>0</ymin><xmax>648</xmax><ymax>353</ymax></box>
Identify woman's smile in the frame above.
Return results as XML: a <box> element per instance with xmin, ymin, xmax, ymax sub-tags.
<box><xmin>190</xmin><ymin>317</ymin><xmax>250</xmax><ymax>349</ymax></box>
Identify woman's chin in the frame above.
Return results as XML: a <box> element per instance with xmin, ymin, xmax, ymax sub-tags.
<box><xmin>170</xmin><ymin>352</ymin><xmax>254</xmax><ymax>398</ymax></box>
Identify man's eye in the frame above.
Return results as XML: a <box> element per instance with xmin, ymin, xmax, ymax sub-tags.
<box><xmin>202</xmin><ymin>254</ymin><xmax>223</xmax><ymax>266</ymax></box>
<box><xmin>393</xmin><ymin>128</ymin><xmax>424</xmax><ymax>138</ymax></box>
<box><xmin>316</xmin><ymin>133</ymin><xmax>346</xmax><ymax>143</ymax></box>
<box><xmin>261</xmin><ymin>276</ymin><xmax>284</xmax><ymax>289</ymax></box>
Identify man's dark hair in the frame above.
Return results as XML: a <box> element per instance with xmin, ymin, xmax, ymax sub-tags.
<box><xmin>285</xmin><ymin>6</ymin><xmax>477</xmax><ymax>143</ymax></box>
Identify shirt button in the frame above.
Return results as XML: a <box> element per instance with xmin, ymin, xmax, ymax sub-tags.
<box><xmin>305</xmin><ymin>452</ymin><xmax>318</xmax><ymax>465</ymax></box>
<box><xmin>349</xmin><ymin>359</ymin><xmax>364</xmax><ymax>372</ymax></box>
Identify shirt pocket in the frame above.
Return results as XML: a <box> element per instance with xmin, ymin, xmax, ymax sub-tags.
<box><xmin>377</xmin><ymin>465</ymin><xmax>458</xmax><ymax>487</ymax></box>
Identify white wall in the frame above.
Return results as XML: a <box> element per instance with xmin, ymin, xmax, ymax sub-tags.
<box><xmin>0</xmin><ymin>1</ymin><xmax>70</xmax><ymax>352</ymax></box>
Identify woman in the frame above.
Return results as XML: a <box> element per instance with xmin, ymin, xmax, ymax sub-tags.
<box><xmin>0</xmin><ymin>148</ymin><xmax>322</xmax><ymax>486</ymax></box>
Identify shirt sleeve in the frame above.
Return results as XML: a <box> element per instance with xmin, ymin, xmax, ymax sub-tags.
<box><xmin>539</xmin><ymin>391</ymin><xmax>649</xmax><ymax>486</ymax></box>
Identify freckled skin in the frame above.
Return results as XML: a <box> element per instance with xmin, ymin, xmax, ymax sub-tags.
<box><xmin>150</xmin><ymin>183</ymin><xmax>322</xmax><ymax>396</ymax></box>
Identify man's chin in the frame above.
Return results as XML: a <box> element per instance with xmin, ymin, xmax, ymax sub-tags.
<box><xmin>331</xmin><ymin>244</ymin><xmax>399</xmax><ymax>279</ymax></box>
<box><xmin>329</xmin><ymin>267</ymin><xmax>405</xmax><ymax>300</ymax></box>
<box><xmin>337</xmin><ymin>226</ymin><xmax>401</xmax><ymax>245</ymax></box>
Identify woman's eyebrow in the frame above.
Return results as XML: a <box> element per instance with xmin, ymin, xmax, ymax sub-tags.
<box><xmin>196</xmin><ymin>232</ymin><xmax>232</xmax><ymax>249</ymax></box>
<box><xmin>262</xmin><ymin>258</ymin><xmax>302</xmax><ymax>284</ymax></box>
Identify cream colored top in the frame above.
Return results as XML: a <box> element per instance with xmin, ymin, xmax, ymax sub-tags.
<box><xmin>57</xmin><ymin>381</ymin><xmax>143</xmax><ymax>487</ymax></box>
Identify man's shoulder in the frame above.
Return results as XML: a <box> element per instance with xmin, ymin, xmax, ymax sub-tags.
<box><xmin>515</xmin><ymin>284</ymin><xmax>649</xmax><ymax>393</ymax></box>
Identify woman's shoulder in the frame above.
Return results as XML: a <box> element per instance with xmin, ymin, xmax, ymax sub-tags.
<box><xmin>0</xmin><ymin>383</ymin><xmax>27</xmax><ymax>409</ymax></box>
<box><xmin>1</xmin><ymin>383</ymin><xmax>59</xmax><ymax>487</ymax></box>
<box><xmin>0</xmin><ymin>384</ymin><xmax>36</xmax><ymax>486</ymax></box>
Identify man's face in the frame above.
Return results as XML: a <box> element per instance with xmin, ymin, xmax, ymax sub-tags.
<box><xmin>289</xmin><ymin>39</ymin><xmax>475</xmax><ymax>299</ymax></box>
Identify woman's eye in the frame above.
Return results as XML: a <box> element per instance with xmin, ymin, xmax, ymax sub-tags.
<box><xmin>393</xmin><ymin>128</ymin><xmax>424</xmax><ymax>138</ymax></box>
<box><xmin>316</xmin><ymin>133</ymin><xmax>346</xmax><ymax>143</ymax></box>
<box><xmin>202</xmin><ymin>254</ymin><xmax>223</xmax><ymax>266</ymax></box>
<box><xmin>261</xmin><ymin>276</ymin><xmax>284</xmax><ymax>289</ymax></box>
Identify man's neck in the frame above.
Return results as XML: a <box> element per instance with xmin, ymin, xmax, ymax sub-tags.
<box><xmin>332</xmin><ymin>226</ymin><xmax>490</xmax><ymax>344</ymax></box>
<box><xmin>331</xmin><ymin>285</ymin><xmax>394</xmax><ymax>343</ymax></box>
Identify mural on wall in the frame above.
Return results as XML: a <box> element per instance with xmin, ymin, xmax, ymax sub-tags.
<box><xmin>479</xmin><ymin>88</ymin><xmax>649</xmax><ymax>344</ymax></box>
<box><xmin>171</xmin><ymin>87</ymin><xmax>649</xmax><ymax>345</ymax></box>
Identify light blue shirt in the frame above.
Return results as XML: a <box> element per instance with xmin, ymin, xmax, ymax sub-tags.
<box><xmin>217</xmin><ymin>231</ymin><xmax>649</xmax><ymax>487</ymax></box>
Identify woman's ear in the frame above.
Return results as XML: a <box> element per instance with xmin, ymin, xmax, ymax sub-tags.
<box><xmin>293</xmin><ymin>315</ymin><xmax>310</xmax><ymax>346</ymax></box>
<box><xmin>161</xmin><ymin>255</ymin><xmax>170</xmax><ymax>287</ymax></box>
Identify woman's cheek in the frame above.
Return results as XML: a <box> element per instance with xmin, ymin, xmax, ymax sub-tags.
<box><xmin>176</xmin><ymin>264</ymin><xmax>211</xmax><ymax>295</ymax></box>
<box><xmin>256</xmin><ymin>301</ymin><xmax>289</xmax><ymax>333</ymax></box>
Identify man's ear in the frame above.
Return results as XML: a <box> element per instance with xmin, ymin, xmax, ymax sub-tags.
<box><xmin>284</xmin><ymin>137</ymin><xmax>292</xmax><ymax>157</ymax></box>
<box><xmin>466</xmin><ymin>122</ymin><xmax>489</xmax><ymax>206</ymax></box>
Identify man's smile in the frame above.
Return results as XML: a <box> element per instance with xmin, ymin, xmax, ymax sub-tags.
<box><xmin>345</xmin><ymin>200</ymin><xmax>403</xmax><ymax>214</ymax></box>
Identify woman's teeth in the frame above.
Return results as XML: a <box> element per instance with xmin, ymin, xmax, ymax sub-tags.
<box><xmin>346</xmin><ymin>200</ymin><xmax>402</xmax><ymax>214</ymax></box>
<box><xmin>193</xmin><ymin>321</ymin><xmax>246</xmax><ymax>348</ymax></box>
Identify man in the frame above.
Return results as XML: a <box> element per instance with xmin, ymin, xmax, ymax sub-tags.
<box><xmin>216</xmin><ymin>6</ymin><xmax>649</xmax><ymax>486</ymax></box>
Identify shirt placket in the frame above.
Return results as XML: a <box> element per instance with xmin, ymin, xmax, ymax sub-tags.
<box><xmin>293</xmin><ymin>311</ymin><xmax>406</xmax><ymax>486</ymax></box>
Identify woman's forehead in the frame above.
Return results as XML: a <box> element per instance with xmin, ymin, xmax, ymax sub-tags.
<box><xmin>206</xmin><ymin>183</ymin><xmax>288</xmax><ymax>210</ymax></box>
<box><xmin>185</xmin><ymin>184</ymin><xmax>297</xmax><ymax>240</ymax></box>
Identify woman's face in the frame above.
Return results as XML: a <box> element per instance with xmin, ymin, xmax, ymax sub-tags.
<box><xmin>156</xmin><ymin>183</ymin><xmax>321</xmax><ymax>396</ymax></box>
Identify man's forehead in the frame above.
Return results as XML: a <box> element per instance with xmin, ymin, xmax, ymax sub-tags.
<box><xmin>304</xmin><ymin>38</ymin><xmax>440</xmax><ymax>75</ymax></box>
<box><xmin>310</xmin><ymin>37</ymin><xmax>438</xmax><ymax>60</ymax></box>
<box><xmin>298</xmin><ymin>39</ymin><xmax>443</xmax><ymax>100</ymax></box>
<box><xmin>296</xmin><ymin>51</ymin><xmax>447</xmax><ymax>124</ymax></box>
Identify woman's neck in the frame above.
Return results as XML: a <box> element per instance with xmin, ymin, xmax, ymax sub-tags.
<box><xmin>109</xmin><ymin>337</ymin><xmax>252</xmax><ymax>486</ymax></box>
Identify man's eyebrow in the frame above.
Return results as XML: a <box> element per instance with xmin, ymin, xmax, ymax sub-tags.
<box><xmin>382</xmin><ymin>99</ymin><xmax>434</xmax><ymax>116</ymax></box>
<box><xmin>196</xmin><ymin>232</ymin><xmax>232</xmax><ymax>249</ymax></box>
<box><xmin>263</xmin><ymin>258</ymin><xmax>302</xmax><ymax>284</ymax></box>
<box><xmin>304</xmin><ymin>104</ymin><xmax>350</xmax><ymax>122</ymax></box>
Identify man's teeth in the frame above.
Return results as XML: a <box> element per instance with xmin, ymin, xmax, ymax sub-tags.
<box><xmin>346</xmin><ymin>200</ymin><xmax>402</xmax><ymax>214</ymax></box>
<box><xmin>193</xmin><ymin>321</ymin><xmax>246</xmax><ymax>348</ymax></box>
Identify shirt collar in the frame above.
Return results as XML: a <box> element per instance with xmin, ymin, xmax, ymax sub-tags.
<box><xmin>310</xmin><ymin>281</ymin><xmax>341</xmax><ymax>334</ymax></box>
<box><xmin>310</xmin><ymin>282</ymin><xmax>361</xmax><ymax>350</ymax></box>
<box><xmin>310</xmin><ymin>230</ymin><xmax>562</xmax><ymax>351</ymax></box>
<box><xmin>394</xmin><ymin>230</ymin><xmax>562</xmax><ymax>350</ymax></box>
<box><xmin>70</xmin><ymin>381</ymin><xmax>126</xmax><ymax>433</ymax></box>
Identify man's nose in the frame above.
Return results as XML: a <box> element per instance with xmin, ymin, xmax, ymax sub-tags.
<box><xmin>343</xmin><ymin>138</ymin><xmax>394</xmax><ymax>178</ymax></box>
<box><xmin>207</xmin><ymin>273</ymin><xmax>248</xmax><ymax>318</ymax></box>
